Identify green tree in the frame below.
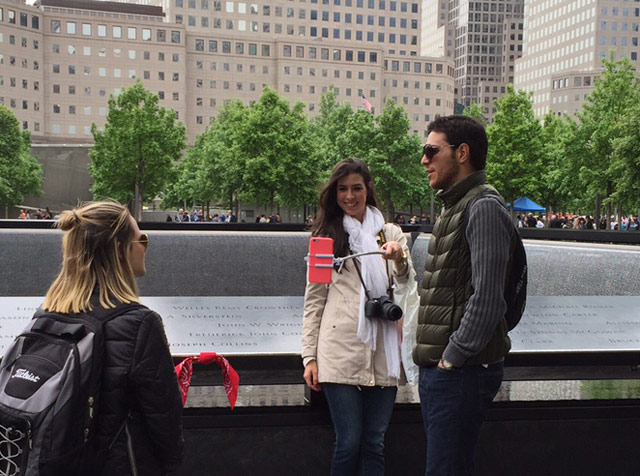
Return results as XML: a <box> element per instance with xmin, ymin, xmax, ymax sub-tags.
<box><xmin>570</xmin><ymin>54</ymin><xmax>640</xmax><ymax>223</ymax></box>
<box><xmin>311</xmin><ymin>88</ymin><xmax>357</xmax><ymax>180</ymax></box>
<box><xmin>165</xmin><ymin>99</ymin><xmax>249</xmax><ymax>215</ymax></box>
<box><xmin>240</xmin><ymin>88</ymin><xmax>318</xmax><ymax>211</ymax></box>
<box><xmin>611</xmin><ymin>99</ymin><xmax>640</xmax><ymax>214</ymax></box>
<box><xmin>538</xmin><ymin>113</ymin><xmax>572</xmax><ymax>212</ymax></box>
<box><xmin>0</xmin><ymin>105</ymin><xmax>42</xmax><ymax>217</ymax></box>
<box><xmin>90</xmin><ymin>81</ymin><xmax>186</xmax><ymax>220</ymax></box>
<box><xmin>363</xmin><ymin>100</ymin><xmax>426</xmax><ymax>220</ymax></box>
<box><xmin>463</xmin><ymin>103</ymin><xmax>488</xmax><ymax>126</ymax></box>
<box><xmin>486</xmin><ymin>84</ymin><xmax>544</xmax><ymax>213</ymax></box>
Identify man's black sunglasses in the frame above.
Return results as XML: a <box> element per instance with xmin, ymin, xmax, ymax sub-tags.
<box><xmin>422</xmin><ymin>143</ymin><xmax>459</xmax><ymax>160</ymax></box>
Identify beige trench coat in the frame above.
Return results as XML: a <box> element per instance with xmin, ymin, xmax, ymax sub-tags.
<box><xmin>301</xmin><ymin>223</ymin><xmax>412</xmax><ymax>387</ymax></box>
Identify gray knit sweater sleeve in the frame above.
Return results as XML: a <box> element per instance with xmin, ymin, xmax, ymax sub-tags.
<box><xmin>442</xmin><ymin>196</ymin><xmax>512</xmax><ymax>367</ymax></box>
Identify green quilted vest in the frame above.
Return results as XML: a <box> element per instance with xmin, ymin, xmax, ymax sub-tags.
<box><xmin>412</xmin><ymin>171</ymin><xmax>511</xmax><ymax>367</ymax></box>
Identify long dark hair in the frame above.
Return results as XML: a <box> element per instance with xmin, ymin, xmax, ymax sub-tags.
<box><xmin>310</xmin><ymin>158</ymin><xmax>380</xmax><ymax>257</ymax></box>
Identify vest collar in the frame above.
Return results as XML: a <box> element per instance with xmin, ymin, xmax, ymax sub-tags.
<box><xmin>437</xmin><ymin>170</ymin><xmax>488</xmax><ymax>208</ymax></box>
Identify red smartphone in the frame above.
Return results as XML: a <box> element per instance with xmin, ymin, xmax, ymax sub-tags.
<box><xmin>308</xmin><ymin>237</ymin><xmax>334</xmax><ymax>284</ymax></box>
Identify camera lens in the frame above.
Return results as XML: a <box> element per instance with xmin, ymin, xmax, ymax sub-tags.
<box><xmin>380</xmin><ymin>297</ymin><xmax>403</xmax><ymax>321</ymax></box>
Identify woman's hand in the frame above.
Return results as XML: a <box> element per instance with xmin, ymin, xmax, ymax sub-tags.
<box><xmin>303</xmin><ymin>360</ymin><xmax>321</xmax><ymax>392</ymax></box>
<box><xmin>381</xmin><ymin>241</ymin><xmax>406</xmax><ymax>267</ymax></box>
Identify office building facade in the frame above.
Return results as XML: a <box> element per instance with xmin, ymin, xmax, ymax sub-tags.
<box><xmin>0</xmin><ymin>0</ymin><xmax>455</xmax><ymax>144</ymax></box>
<box><xmin>514</xmin><ymin>0</ymin><xmax>640</xmax><ymax>118</ymax></box>
<box><xmin>420</xmin><ymin>0</ymin><xmax>524</xmax><ymax>122</ymax></box>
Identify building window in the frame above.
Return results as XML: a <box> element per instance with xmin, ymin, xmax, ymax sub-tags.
<box><xmin>113</xmin><ymin>26</ymin><xmax>122</xmax><ymax>38</ymax></box>
<box><xmin>67</xmin><ymin>22</ymin><xmax>76</xmax><ymax>34</ymax></box>
<box><xmin>82</xmin><ymin>23</ymin><xmax>91</xmax><ymax>36</ymax></box>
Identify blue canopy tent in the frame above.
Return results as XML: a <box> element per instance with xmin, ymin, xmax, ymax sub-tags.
<box><xmin>510</xmin><ymin>197</ymin><xmax>546</xmax><ymax>212</ymax></box>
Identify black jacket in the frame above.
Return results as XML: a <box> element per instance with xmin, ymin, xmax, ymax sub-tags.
<box><xmin>91</xmin><ymin>305</ymin><xmax>184</xmax><ymax>476</ymax></box>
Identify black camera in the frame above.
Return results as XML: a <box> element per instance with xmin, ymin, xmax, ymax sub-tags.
<box><xmin>364</xmin><ymin>295</ymin><xmax>403</xmax><ymax>321</ymax></box>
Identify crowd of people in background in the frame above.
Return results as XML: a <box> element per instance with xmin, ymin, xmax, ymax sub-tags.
<box><xmin>166</xmin><ymin>209</ymin><xmax>287</xmax><ymax>223</ymax></box>
<box><xmin>17</xmin><ymin>207</ymin><xmax>53</xmax><ymax>219</ymax></box>
<box><xmin>168</xmin><ymin>208</ymin><xmax>239</xmax><ymax>223</ymax></box>
<box><xmin>395</xmin><ymin>213</ymin><xmax>431</xmax><ymax>225</ymax></box>
<box><xmin>519</xmin><ymin>212</ymin><xmax>640</xmax><ymax>230</ymax></box>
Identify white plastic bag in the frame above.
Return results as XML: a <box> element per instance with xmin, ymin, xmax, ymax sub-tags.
<box><xmin>394</xmin><ymin>268</ymin><xmax>421</xmax><ymax>385</ymax></box>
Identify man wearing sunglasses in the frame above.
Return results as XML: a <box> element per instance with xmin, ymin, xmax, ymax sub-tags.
<box><xmin>413</xmin><ymin>115</ymin><xmax>514</xmax><ymax>476</ymax></box>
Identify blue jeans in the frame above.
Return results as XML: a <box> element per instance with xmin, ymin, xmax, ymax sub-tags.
<box><xmin>322</xmin><ymin>384</ymin><xmax>398</xmax><ymax>476</ymax></box>
<box><xmin>419</xmin><ymin>362</ymin><xmax>504</xmax><ymax>476</ymax></box>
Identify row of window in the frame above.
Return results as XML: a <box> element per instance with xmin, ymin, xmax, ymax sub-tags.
<box><xmin>176</xmin><ymin>10</ymin><xmax>418</xmax><ymax>27</ymax></box>
<box><xmin>51</xmin><ymin>46</ymin><xmax>183</xmax><ymax>63</ymax></box>
<box><xmin>600</xmin><ymin>7</ymin><xmax>640</xmax><ymax>17</ymax></box>
<box><xmin>599</xmin><ymin>36</ymin><xmax>640</xmax><ymax>46</ymax></box>
<box><xmin>50</xmin><ymin>21</ymin><xmax>182</xmax><ymax>44</ymax></box>
<box><xmin>174</xmin><ymin>0</ymin><xmax>418</xmax><ymax>13</ymax></box>
<box><xmin>2</xmin><ymin>34</ymin><xmax>39</xmax><ymax>49</ymax></box>
<box><xmin>1</xmin><ymin>55</ymin><xmax>39</xmax><ymax>70</ymax></box>
<box><xmin>0</xmin><ymin>8</ymin><xmax>39</xmax><ymax>29</ymax></box>
<box><xmin>0</xmin><ymin>76</ymin><xmax>40</xmax><ymax>90</ymax></box>
<box><xmin>553</xmin><ymin>76</ymin><xmax>594</xmax><ymax>90</ymax></box>
<box><xmin>600</xmin><ymin>21</ymin><xmax>640</xmax><ymax>31</ymax></box>
<box><xmin>0</xmin><ymin>96</ymin><xmax>39</xmax><ymax>113</ymax></box>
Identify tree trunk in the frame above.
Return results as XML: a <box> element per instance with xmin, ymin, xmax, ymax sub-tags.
<box><xmin>385</xmin><ymin>194</ymin><xmax>395</xmax><ymax>223</ymax></box>
<box><xmin>135</xmin><ymin>141</ymin><xmax>145</xmax><ymax>222</ymax></box>
<box><xmin>3</xmin><ymin>205</ymin><xmax>7</xmax><ymax>219</ymax></box>
<box><xmin>134</xmin><ymin>182</ymin><xmax>143</xmax><ymax>222</ymax></box>
<box><xmin>234</xmin><ymin>195</ymin><xmax>240</xmax><ymax>220</ymax></box>
<box><xmin>595</xmin><ymin>194</ymin><xmax>601</xmax><ymax>229</ymax></box>
<box><xmin>605</xmin><ymin>181</ymin><xmax>613</xmax><ymax>230</ymax></box>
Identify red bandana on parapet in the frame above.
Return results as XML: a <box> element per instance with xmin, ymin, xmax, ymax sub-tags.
<box><xmin>175</xmin><ymin>352</ymin><xmax>240</xmax><ymax>409</ymax></box>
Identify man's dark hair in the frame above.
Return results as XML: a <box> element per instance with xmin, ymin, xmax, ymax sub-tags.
<box><xmin>427</xmin><ymin>115</ymin><xmax>488</xmax><ymax>171</ymax></box>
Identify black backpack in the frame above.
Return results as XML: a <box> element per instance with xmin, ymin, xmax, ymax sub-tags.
<box><xmin>0</xmin><ymin>302</ymin><xmax>143</xmax><ymax>476</ymax></box>
<box><xmin>465</xmin><ymin>192</ymin><xmax>528</xmax><ymax>331</ymax></box>
<box><xmin>503</xmin><ymin>227</ymin><xmax>528</xmax><ymax>330</ymax></box>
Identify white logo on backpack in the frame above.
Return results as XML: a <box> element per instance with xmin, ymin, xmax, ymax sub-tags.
<box><xmin>11</xmin><ymin>368</ymin><xmax>40</xmax><ymax>383</ymax></box>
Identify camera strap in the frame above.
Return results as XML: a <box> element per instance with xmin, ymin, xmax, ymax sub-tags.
<box><xmin>352</xmin><ymin>230</ymin><xmax>394</xmax><ymax>300</ymax></box>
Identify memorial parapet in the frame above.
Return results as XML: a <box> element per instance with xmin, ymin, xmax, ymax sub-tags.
<box><xmin>2</xmin><ymin>229</ymin><xmax>640</xmax><ymax>401</ymax></box>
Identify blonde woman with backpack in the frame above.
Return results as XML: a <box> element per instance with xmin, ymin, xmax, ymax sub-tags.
<box><xmin>0</xmin><ymin>202</ymin><xmax>183</xmax><ymax>476</ymax></box>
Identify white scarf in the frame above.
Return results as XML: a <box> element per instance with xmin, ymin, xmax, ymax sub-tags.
<box><xmin>343</xmin><ymin>206</ymin><xmax>401</xmax><ymax>379</ymax></box>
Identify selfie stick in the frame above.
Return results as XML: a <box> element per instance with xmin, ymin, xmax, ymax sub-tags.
<box><xmin>306</xmin><ymin>251</ymin><xmax>386</xmax><ymax>274</ymax></box>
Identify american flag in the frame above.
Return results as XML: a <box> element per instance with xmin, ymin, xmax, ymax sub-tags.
<box><xmin>361</xmin><ymin>95</ymin><xmax>373</xmax><ymax>112</ymax></box>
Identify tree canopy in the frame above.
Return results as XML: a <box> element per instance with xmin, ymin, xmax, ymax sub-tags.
<box><xmin>0</xmin><ymin>105</ymin><xmax>42</xmax><ymax>217</ymax></box>
<box><xmin>90</xmin><ymin>81</ymin><xmax>186</xmax><ymax>220</ymax></box>
<box><xmin>486</xmin><ymin>84</ymin><xmax>544</xmax><ymax>209</ymax></box>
